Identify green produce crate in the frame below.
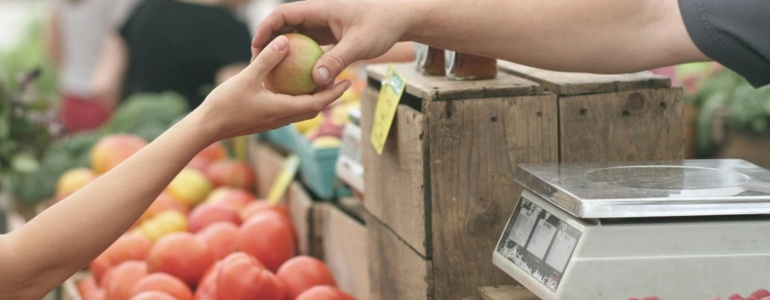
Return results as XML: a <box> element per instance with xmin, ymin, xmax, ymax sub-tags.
<box><xmin>257</xmin><ymin>126</ymin><xmax>350</xmax><ymax>200</ymax></box>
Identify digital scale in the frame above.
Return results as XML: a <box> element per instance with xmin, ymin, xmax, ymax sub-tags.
<box><xmin>493</xmin><ymin>159</ymin><xmax>770</xmax><ymax>299</ymax></box>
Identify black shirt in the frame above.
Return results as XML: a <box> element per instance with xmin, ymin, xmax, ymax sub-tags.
<box><xmin>679</xmin><ymin>0</ymin><xmax>770</xmax><ymax>88</ymax></box>
<box><xmin>119</xmin><ymin>0</ymin><xmax>252</xmax><ymax>108</ymax></box>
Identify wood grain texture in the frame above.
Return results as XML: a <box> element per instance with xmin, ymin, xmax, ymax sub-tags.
<box><xmin>478</xmin><ymin>285</ymin><xmax>541</xmax><ymax>300</ymax></box>
<box><xmin>427</xmin><ymin>94</ymin><xmax>559</xmax><ymax>299</ymax></box>
<box><xmin>497</xmin><ymin>61</ymin><xmax>671</xmax><ymax>96</ymax></box>
<box><xmin>559</xmin><ymin>88</ymin><xmax>685</xmax><ymax>162</ymax></box>
<box><xmin>367</xmin><ymin>212</ymin><xmax>433</xmax><ymax>300</ymax></box>
<box><xmin>361</xmin><ymin>85</ymin><xmax>431</xmax><ymax>256</ymax></box>
<box><xmin>320</xmin><ymin>204</ymin><xmax>370</xmax><ymax>299</ymax></box>
<box><xmin>366</xmin><ymin>63</ymin><xmax>542</xmax><ymax>101</ymax></box>
<box><xmin>286</xmin><ymin>182</ymin><xmax>320</xmax><ymax>257</ymax></box>
<box><xmin>248</xmin><ymin>139</ymin><xmax>285</xmax><ymax>198</ymax></box>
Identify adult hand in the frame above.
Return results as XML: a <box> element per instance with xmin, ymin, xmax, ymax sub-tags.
<box><xmin>197</xmin><ymin>35</ymin><xmax>351</xmax><ymax>143</ymax></box>
<box><xmin>251</xmin><ymin>0</ymin><xmax>420</xmax><ymax>87</ymax></box>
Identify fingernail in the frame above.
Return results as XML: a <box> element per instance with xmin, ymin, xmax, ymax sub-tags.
<box><xmin>271</xmin><ymin>36</ymin><xmax>288</xmax><ymax>51</ymax></box>
<box><xmin>317</xmin><ymin>66</ymin><xmax>330</xmax><ymax>84</ymax></box>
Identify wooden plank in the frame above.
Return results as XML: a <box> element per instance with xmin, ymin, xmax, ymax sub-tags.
<box><xmin>366</xmin><ymin>63</ymin><xmax>542</xmax><ymax>101</ymax></box>
<box><xmin>361</xmin><ymin>86</ymin><xmax>431</xmax><ymax>256</ymax></box>
<box><xmin>478</xmin><ymin>285</ymin><xmax>541</xmax><ymax>300</ymax></box>
<box><xmin>366</xmin><ymin>212</ymin><xmax>433</xmax><ymax>300</ymax></box>
<box><xmin>248</xmin><ymin>138</ymin><xmax>286</xmax><ymax>199</ymax></box>
<box><xmin>498</xmin><ymin>60</ymin><xmax>671</xmax><ymax>96</ymax></box>
<box><xmin>321</xmin><ymin>203</ymin><xmax>370</xmax><ymax>299</ymax></box>
<box><xmin>559</xmin><ymin>88</ymin><xmax>685</xmax><ymax>162</ymax></box>
<box><xmin>286</xmin><ymin>182</ymin><xmax>321</xmax><ymax>257</ymax></box>
<box><xmin>427</xmin><ymin>94</ymin><xmax>558</xmax><ymax>299</ymax></box>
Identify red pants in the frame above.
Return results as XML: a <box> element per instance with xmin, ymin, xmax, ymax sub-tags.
<box><xmin>59</xmin><ymin>94</ymin><xmax>111</xmax><ymax>133</ymax></box>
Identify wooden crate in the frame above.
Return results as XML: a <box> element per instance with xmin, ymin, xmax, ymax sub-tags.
<box><xmin>497</xmin><ymin>61</ymin><xmax>684</xmax><ymax>162</ymax></box>
<box><xmin>361</xmin><ymin>62</ymin><xmax>684</xmax><ymax>299</ymax></box>
<box><xmin>317</xmin><ymin>200</ymin><xmax>370</xmax><ymax>299</ymax></box>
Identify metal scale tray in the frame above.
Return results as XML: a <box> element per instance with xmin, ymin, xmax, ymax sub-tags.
<box><xmin>514</xmin><ymin>159</ymin><xmax>770</xmax><ymax>219</ymax></box>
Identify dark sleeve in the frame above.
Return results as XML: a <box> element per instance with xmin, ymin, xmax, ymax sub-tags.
<box><xmin>679</xmin><ymin>0</ymin><xmax>770</xmax><ymax>87</ymax></box>
<box><xmin>213</xmin><ymin>18</ymin><xmax>252</xmax><ymax>68</ymax></box>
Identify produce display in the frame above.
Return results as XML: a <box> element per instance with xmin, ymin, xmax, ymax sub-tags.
<box><xmin>628</xmin><ymin>288</ymin><xmax>770</xmax><ymax>300</ymax></box>
<box><xmin>57</xmin><ymin>138</ymin><xmax>355</xmax><ymax>300</ymax></box>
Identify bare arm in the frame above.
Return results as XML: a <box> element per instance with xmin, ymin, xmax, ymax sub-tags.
<box><xmin>0</xmin><ymin>36</ymin><xmax>351</xmax><ymax>299</ymax></box>
<box><xmin>91</xmin><ymin>31</ymin><xmax>128</xmax><ymax>110</ymax></box>
<box><xmin>252</xmin><ymin>0</ymin><xmax>708</xmax><ymax>85</ymax></box>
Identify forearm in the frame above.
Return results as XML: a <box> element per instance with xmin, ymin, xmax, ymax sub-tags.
<box><xmin>1</xmin><ymin>111</ymin><xmax>213</xmax><ymax>298</ymax></box>
<box><xmin>407</xmin><ymin>0</ymin><xmax>706</xmax><ymax>73</ymax></box>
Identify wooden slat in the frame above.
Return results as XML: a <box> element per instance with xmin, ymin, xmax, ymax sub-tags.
<box><xmin>320</xmin><ymin>204</ymin><xmax>370</xmax><ymax>299</ymax></box>
<box><xmin>286</xmin><ymin>182</ymin><xmax>321</xmax><ymax>257</ymax></box>
<box><xmin>366</xmin><ymin>63</ymin><xmax>542</xmax><ymax>101</ymax></box>
<box><xmin>366</xmin><ymin>212</ymin><xmax>433</xmax><ymax>300</ymax></box>
<box><xmin>497</xmin><ymin>61</ymin><xmax>671</xmax><ymax>96</ymax></box>
<box><xmin>427</xmin><ymin>94</ymin><xmax>558</xmax><ymax>299</ymax></box>
<box><xmin>361</xmin><ymin>86</ymin><xmax>431</xmax><ymax>256</ymax></box>
<box><xmin>248</xmin><ymin>139</ymin><xmax>286</xmax><ymax>199</ymax></box>
<box><xmin>559</xmin><ymin>88</ymin><xmax>685</xmax><ymax>162</ymax></box>
<box><xmin>478</xmin><ymin>285</ymin><xmax>541</xmax><ymax>300</ymax></box>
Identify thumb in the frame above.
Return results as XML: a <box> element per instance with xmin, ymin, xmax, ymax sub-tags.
<box><xmin>246</xmin><ymin>35</ymin><xmax>289</xmax><ymax>81</ymax></box>
<box><xmin>312</xmin><ymin>40</ymin><xmax>361</xmax><ymax>86</ymax></box>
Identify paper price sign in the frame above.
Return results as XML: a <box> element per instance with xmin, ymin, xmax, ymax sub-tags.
<box><xmin>371</xmin><ymin>65</ymin><xmax>406</xmax><ymax>155</ymax></box>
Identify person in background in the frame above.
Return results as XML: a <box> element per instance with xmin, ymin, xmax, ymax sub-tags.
<box><xmin>250</xmin><ymin>0</ymin><xmax>769</xmax><ymax>89</ymax></box>
<box><xmin>91</xmin><ymin>0</ymin><xmax>253</xmax><ymax>110</ymax></box>
<box><xmin>44</xmin><ymin>0</ymin><xmax>137</xmax><ymax>133</ymax></box>
<box><xmin>0</xmin><ymin>35</ymin><xmax>351</xmax><ymax>299</ymax></box>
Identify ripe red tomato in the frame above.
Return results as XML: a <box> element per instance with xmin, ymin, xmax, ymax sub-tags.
<box><xmin>235</xmin><ymin>213</ymin><xmax>296</xmax><ymax>272</ymax></box>
<box><xmin>129</xmin><ymin>291</ymin><xmax>177</xmax><ymax>300</ymax></box>
<box><xmin>105</xmin><ymin>232</ymin><xmax>152</xmax><ymax>265</ymax></box>
<box><xmin>216</xmin><ymin>252</ymin><xmax>285</xmax><ymax>300</ymax></box>
<box><xmin>295</xmin><ymin>286</ymin><xmax>356</xmax><ymax>300</ymax></box>
<box><xmin>276</xmin><ymin>255</ymin><xmax>337</xmax><ymax>299</ymax></box>
<box><xmin>105</xmin><ymin>260</ymin><xmax>148</xmax><ymax>300</ymax></box>
<box><xmin>146</xmin><ymin>232</ymin><xmax>214</xmax><ymax>288</ymax></box>
<box><xmin>187</xmin><ymin>203</ymin><xmax>241</xmax><ymax>233</ymax></box>
<box><xmin>130</xmin><ymin>273</ymin><xmax>193</xmax><ymax>300</ymax></box>
<box><xmin>195</xmin><ymin>222</ymin><xmax>239</xmax><ymax>261</ymax></box>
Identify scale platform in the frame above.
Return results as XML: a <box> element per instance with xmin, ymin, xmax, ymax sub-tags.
<box><xmin>493</xmin><ymin>159</ymin><xmax>770</xmax><ymax>300</ymax></box>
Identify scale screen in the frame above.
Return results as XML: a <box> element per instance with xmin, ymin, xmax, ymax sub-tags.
<box><xmin>496</xmin><ymin>196</ymin><xmax>582</xmax><ymax>292</ymax></box>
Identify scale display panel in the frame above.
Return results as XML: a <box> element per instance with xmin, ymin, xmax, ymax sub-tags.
<box><xmin>496</xmin><ymin>195</ymin><xmax>581</xmax><ymax>292</ymax></box>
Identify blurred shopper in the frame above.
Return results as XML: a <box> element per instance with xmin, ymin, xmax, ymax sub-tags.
<box><xmin>92</xmin><ymin>0</ymin><xmax>252</xmax><ymax>110</ymax></box>
<box><xmin>44</xmin><ymin>0</ymin><xmax>137</xmax><ymax>133</ymax></box>
<box><xmin>250</xmin><ymin>0</ymin><xmax>769</xmax><ymax>89</ymax></box>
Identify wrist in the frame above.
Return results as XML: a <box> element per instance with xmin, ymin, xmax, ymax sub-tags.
<box><xmin>400</xmin><ymin>0</ymin><xmax>442</xmax><ymax>43</ymax></box>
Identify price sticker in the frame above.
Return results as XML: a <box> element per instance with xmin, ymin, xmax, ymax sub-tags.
<box><xmin>371</xmin><ymin>65</ymin><xmax>406</xmax><ymax>155</ymax></box>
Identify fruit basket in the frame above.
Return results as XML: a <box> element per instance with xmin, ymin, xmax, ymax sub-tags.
<box><xmin>258</xmin><ymin>125</ymin><xmax>351</xmax><ymax>200</ymax></box>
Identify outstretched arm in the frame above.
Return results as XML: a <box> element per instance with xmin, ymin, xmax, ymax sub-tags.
<box><xmin>0</xmin><ymin>35</ymin><xmax>351</xmax><ymax>299</ymax></box>
<box><xmin>252</xmin><ymin>0</ymin><xmax>708</xmax><ymax>86</ymax></box>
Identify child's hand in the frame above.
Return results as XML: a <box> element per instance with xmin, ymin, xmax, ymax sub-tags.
<box><xmin>193</xmin><ymin>35</ymin><xmax>351</xmax><ymax>142</ymax></box>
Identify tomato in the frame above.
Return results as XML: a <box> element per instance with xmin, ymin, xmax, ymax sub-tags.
<box><xmin>295</xmin><ymin>286</ymin><xmax>356</xmax><ymax>300</ymax></box>
<box><xmin>129</xmin><ymin>291</ymin><xmax>177</xmax><ymax>300</ymax></box>
<box><xmin>195</xmin><ymin>222</ymin><xmax>239</xmax><ymax>261</ymax></box>
<box><xmin>146</xmin><ymin>232</ymin><xmax>214</xmax><ymax>288</ymax></box>
<box><xmin>89</xmin><ymin>251</ymin><xmax>112</xmax><ymax>284</ymax></box>
<box><xmin>235</xmin><ymin>213</ymin><xmax>296</xmax><ymax>272</ymax></box>
<box><xmin>130</xmin><ymin>273</ymin><xmax>193</xmax><ymax>300</ymax></box>
<box><xmin>276</xmin><ymin>255</ymin><xmax>337</xmax><ymax>299</ymax></box>
<box><xmin>105</xmin><ymin>232</ymin><xmax>152</xmax><ymax>265</ymax></box>
<box><xmin>194</xmin><ymin>262</ymin><xmax>220</xmax><ymax>300</ymax></box>
<box><xmin>187</xmin><ymin>203</ymin><xmax>241</xmax><ymax>233</ymax></box>
<box><xmin>105</xmin><ymin>260</ymin><xmax>148</xmax><ymax>300</ymax></box>
<box><xmin>216</xmin><ymin>252</ymin><xmax>285</xmax><ymax>300</ymax></box>
<box><xmin>239</xmin><ymin>200</ymin><xmax>290</xmax><ymax>223</ymax></box>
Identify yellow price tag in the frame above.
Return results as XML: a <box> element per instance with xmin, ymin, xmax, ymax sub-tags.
<box><xmin>266</xmin><ymin>153</ymin><xmax>300</xmax><ymax>204</ymax></box>
<box><xmin>371</xmin><ymin>65</ymin><xmax>406</xmax><ymax>155</ymax></box>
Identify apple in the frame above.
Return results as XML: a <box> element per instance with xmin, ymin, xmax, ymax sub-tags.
<box><xmin>90</xmin><ymin>134</ymin><xmax>147</xmax><ymax>174</ymax></box>
<box><xmin>204</xmin><ymin>159</ymin><xmax>255</xmax><ymax>192</ymax></box>
<box><xmin>264</xmin><ymin>33</ymin><xmax>324</xmax><ymax>95</ymax></box>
